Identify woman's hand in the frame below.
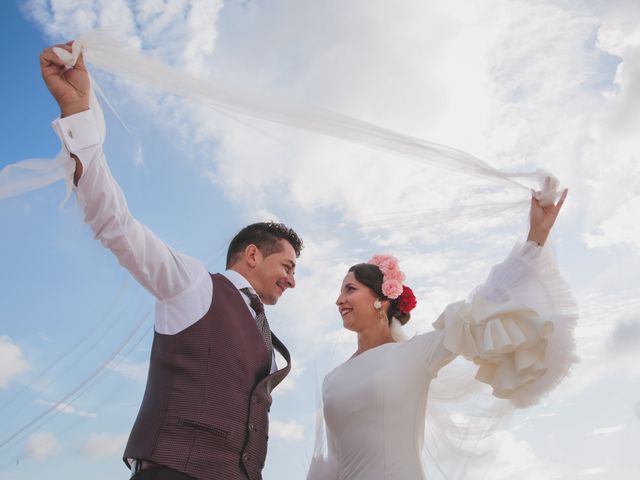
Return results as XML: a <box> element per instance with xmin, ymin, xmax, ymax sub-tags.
<box><xmin>40</xmin><ymin>42</ymin><xmax>90</xmax><ymax>117</ymax></box>
<box><xmin>527</xmin><ymin>177</ymin><xmax>568</xmax><ymax>246</ymax></box>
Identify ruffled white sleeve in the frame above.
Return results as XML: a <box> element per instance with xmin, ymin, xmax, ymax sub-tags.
<box><xmin>432</xmin><ymin>241</ymin><xmax>578</xmax><ymax>407</ymax></box>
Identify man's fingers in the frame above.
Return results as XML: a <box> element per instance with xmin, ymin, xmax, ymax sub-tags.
<box><xmin>74</xmin><ymin>52</ymin><xmax>87</xmax><ymax>71</ymax></box>
<box><xmin>40</xmin><ymin>48</ymin><xmax>67</xmax><ymax>68</ymax></box>
<box><xmin>40</xmin><ymin>43</ymin><xmax>75</xmax><ymax>68</ymax></box>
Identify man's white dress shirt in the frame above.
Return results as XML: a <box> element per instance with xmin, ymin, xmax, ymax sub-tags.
<box><xmin>52</xmin><ymin>109</ymin><xmax>276</xmax><ymax>369</ymax></box>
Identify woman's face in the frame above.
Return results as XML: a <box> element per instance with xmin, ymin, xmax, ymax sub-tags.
<box><xmin>335</xmin><ymin>272</ymin><xmax>380</xmax><ymax>331</ymax></box>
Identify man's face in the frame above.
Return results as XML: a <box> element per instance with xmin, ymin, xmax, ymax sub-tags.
<box><xmin>252</xmin><ymin>239</ymin><xmax>297</xmax><ymax>305</ymax></box>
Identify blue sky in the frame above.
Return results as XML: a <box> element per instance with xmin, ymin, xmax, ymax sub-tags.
<box><xmin>1</xmin><ymin>1</ymin><xmax>640</xmax><ymax>479</ymax></box>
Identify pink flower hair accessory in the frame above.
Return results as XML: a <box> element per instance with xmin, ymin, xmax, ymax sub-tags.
<box><xmin>367</xmin><ymin>254</ymin><xmax>406</xmax><ymax>300</ymax></box>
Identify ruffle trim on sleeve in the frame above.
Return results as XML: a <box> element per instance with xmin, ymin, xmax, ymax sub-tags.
<box><xmin>433</xmin><ymin>242</ymin><xmax>578</xmax><ymax>408</ymax></box>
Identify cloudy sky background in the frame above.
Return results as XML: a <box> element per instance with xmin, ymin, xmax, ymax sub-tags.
<box><xmin>1</xmin><ymin>0</ymin><xmax>639</xmax><ymax>478</ymax></box>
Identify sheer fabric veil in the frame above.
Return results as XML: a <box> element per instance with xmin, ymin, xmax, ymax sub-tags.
<box><xmin>1</xmin><ymin>29</ymin><xmax>564</xmax><ymax>206</ymax></box>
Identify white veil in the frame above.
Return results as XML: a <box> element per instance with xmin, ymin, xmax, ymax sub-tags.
<box><xmin>0</xmin><ymin>29</ymin><xmax>564</xmax><ymax>206</ymax></box>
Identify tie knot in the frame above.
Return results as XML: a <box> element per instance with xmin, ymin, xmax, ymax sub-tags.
<box><xmin>240</xmin><ymin>287</ymin><xmax>264</xmax><ymax>315</ymax></box>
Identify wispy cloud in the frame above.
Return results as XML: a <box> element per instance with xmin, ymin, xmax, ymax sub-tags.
<box><xmin>607</xmin><ymin>316</ymin><xmax>640</xmax><ymax>354</ymax></box>
<box><xmin>0</xmin><ymin>335</ymin><xmax>29</xmax><ymax>389</ymax></box>
<box><xmin>80</xmin><ymin>432</ymin><xmax>129</xmax><ymax>459</ymax></box>
<box><xmin>273</xmin><ymin>362</ymin><xmax>303</xmax><ymax>396</ymax></box>
<box><xmin>21</xmin><ymin>431</ymin><xmax>59</xmax><ymax>460</ymax></box>
<box><xmin>109</xmin><ymin>360</ymin><xmax>149</xmax><ymax>382</ymax></box>
<box><xmin>465</xmin><ymin>430</ymin><xmax>561</xmax><ymax>480</ymax></box>
<box><xmin>23</xmin><ymin>0</ymin><xmax>223</xmax><ymax>72</ymax></box>
<box><xmin>36</xmin><ymin>399</ymin><xmax>96</xmax><ymax>418</ymax></box>
<box><xmin>270</xmin><ymin>419</ymin><xmax>304</xmax><ymax>441</ymax></box>
<box><xmin>579</xmin><ymin>467</ymin><xmax>608</xmax><ymax>476</ymax></box>
<box><xmin>591</xmin><ymin>424</ymin><xmax>628</xmax><ymax>436</ymax></box>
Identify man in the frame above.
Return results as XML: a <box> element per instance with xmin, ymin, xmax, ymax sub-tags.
<box><xmin>40</xmin><ymin>42</ymin><xmax>303</xmax><ymax>480</ymax></box>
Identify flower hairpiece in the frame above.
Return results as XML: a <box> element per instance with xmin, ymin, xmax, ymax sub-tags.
<box><xmin>397</xmin><ymin>285</ymin><xmax>417</xmax><ymax>313</ymax></box>
<box><xmin>367</xmin><ymin>254</ymin><xmax>406</xmax><ymax>300</ymax></box>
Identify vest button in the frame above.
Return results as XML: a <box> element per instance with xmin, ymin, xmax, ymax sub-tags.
<box><xmin>243</xmin><ymin>453</ymin><xmax>250</xmax><ymax>462</ymax></box>
<box><xmin>248</xmin><ymin>423</ymin><xmax>255</xmax><ymax>431</ymax></box>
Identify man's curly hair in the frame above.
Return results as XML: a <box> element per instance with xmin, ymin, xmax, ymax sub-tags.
<box><xmin>226</xmin><ymin>222</ymin><xmax>303</xmax><ymax>268</ymax></box>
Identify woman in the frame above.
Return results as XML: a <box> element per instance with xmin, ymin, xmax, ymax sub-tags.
<box><xmin>307</xmin><ymin>186</ymin><xmax>575</xmax><ymax>479</ymax></box>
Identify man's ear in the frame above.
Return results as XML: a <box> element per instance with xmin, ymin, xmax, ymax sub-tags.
<box><xmin>244</xmin><ymin>244</ymin><xmax>262</xmax><ymax>268</ymax></box>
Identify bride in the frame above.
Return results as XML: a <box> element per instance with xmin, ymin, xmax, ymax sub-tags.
<box><xmin>307</xmin><ymin>188</ymin><xmax>573</xmax><ymax>479</ymax></box>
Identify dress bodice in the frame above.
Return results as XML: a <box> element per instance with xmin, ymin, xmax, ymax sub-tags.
<box><xmin>323</xmin><ymin>334</ymin><xmax>451</xmax><ymax>480</ymax></box>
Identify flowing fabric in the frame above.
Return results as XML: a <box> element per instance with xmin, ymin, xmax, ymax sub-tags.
<box><xmin>0</xmin><ymin>29</ymin><xmax>563</xmax><ymax>205</ymax></box>
<box><xmin>0</xmin><ymin>73</ymin><xmax>105</xmax><ymax>203</ymax></box>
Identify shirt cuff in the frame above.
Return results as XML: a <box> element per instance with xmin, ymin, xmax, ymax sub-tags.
<box><xmin>520</xmin><ymin>240</ymin><xmax>544</xmax><ymax>260</ymax></box>
<box><xmin>51</xmin><ymin>109</ymin><xmax>101</xmax><ymax>154</ymax></box>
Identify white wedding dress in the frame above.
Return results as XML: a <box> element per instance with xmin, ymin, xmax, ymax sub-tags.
<box><xmin>307</xmin><ymin>242</ymin><xmax>577</xmax><ymax>480</ymax></box>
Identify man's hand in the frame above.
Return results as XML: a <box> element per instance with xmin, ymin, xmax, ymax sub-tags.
<box><xmin>40</xmin><ymin>42</ymin><xmax>90</xmax><ymax>117</ymax></box>
<box><xmin>527</xmin><ymin>177</ymin><xmax>568</xmax><ymax>246</ymax></box>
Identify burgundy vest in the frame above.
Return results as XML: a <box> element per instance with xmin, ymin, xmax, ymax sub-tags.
<box><xmin>123</xmin><ymin>273</ymin><xmax>291</xmax><ymax>480</ymax></box>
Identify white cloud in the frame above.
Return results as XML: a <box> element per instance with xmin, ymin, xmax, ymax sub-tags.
<box><xmin>22</xmin><ymin>431</ymin><xmax>59</xmax><ymax>460</ymax></box>
<box><xmin>110</xmin><ymin>360</ymin><xmax>150</xmax><ymax>382</ymax></box>
<box><xmin>23</xmin><ymin>0</ymin><xmax>223</xmax><ymax>70</ymax></box>
<box><xmin>584</xmin><ymin>195</ymin><xmax>640</xmax><ymax>249</ymax></box>
<box><xmin>591</xmin><ymin>424</ymin><xmax>628</xmax><ymax>436</ymax></box>
<box><xmin>273</xmin><ymin>362</ymin><xmax>303</xmax><ymax>396</ymax></box>
<box><xmin>0</xmin><ymin>335</ymin><xmax>29</xmax><ymax>388</ymax></box>
<box><xmin>579</xmin><ymin>467</ymin><xmax>608</xmax><ymax>476</ymax></box>
<box><xmin>36</xmin><ymin>399</ymin><xmax>96</xmax><ymax>418</ymax></box>
<box><xmin>607</xmin><ymin>316</ymin><xmax>640</xmax><ymax>354</ymax></box>
<box><xmin>81</xmin><ymin>432</ymin><xmax>129</xmax><ymax>459</ymax></box>
<box><xmin>463</xmin><ymin>430</ymin><xmax>561</xmax><ymax>480</ymax></box>
<box><xmin>269</xmin><ymin>419</ymin><xmax>304</xmax><ymax>441</ymax></box>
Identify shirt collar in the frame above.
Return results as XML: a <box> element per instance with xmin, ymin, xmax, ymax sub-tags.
<box><xmin>221</xmin><ymin>269</ymin><xmax>254</xmax><ymax>293</ymax></box>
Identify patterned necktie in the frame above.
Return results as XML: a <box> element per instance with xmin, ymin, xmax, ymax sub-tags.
<box><xmin>240</xmin><ymin>287</ymin><xmax>273</xmax><ymax>360</ymax></box>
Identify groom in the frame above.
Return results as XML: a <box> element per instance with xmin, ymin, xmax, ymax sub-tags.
<box><xmin>40</xmin><ymin>43</ymin><xmax>302</xmax><ymax>479</ymax></box>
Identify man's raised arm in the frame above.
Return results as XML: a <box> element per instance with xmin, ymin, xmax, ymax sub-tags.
<box><xmin>40</xmin><ymin>43</ymin><xmax>211</xmax><ymax>334</ymax></box>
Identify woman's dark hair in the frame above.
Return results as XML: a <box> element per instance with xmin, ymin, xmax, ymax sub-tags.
<box><xmin>226</xmin><ymin>222</ymin><xmax>303</xmax><ymax>268</ymax></box>
<box><xmin>348</xmin><ymin>263</ymin><xmax>411</xmax><ymax>325</ymax></box>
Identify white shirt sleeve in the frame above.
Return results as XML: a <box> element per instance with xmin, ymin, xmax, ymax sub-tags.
<box><xmin>52</xmin><ymin>110</ymin><xmax>212</xmax><ymax>335</ymax></box>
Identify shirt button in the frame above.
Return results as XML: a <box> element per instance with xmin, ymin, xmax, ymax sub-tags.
<box><xmin>67</xmin><ymin>129</ymin><xmax>74</xmax><ymax>139</ymax></box>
